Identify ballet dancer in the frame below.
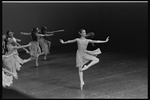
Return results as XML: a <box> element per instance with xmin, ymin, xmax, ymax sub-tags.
<box><xmin>2</xmin><ymin>52</ymin><xmax>18</xmax><ymax>87</ymax></box>
<box><xmin>39</xmin><ymin>26</ymin><xmax>64</xmax><ymax>60</ymax></box>
<box><xmin>20</xmin><ymin>27</ymin><xmax>53</xmax><ymax>66</ymax></box>
<box><xmin>60</xmin><ymin>29</ymin><xmax>109</xmax><ymax>90</ymax></box>
<box><xmin>3</xmin><ymin>36</ymin><xmax>32</xmax><ymax>76</ymax></box>
<box><xmin>6</xmin><ymin>30</ymin><xmax>30</xmax><ymax>53</ymax></box>
<box><xmin>38</xmin><ymin>26</ymin><xmax>54</xmax><ymax>60</ymax></box>
<box><xmin>5</xmin><ymin>31</ymin><xmax>31</xmax><ymax>67</ymax></box>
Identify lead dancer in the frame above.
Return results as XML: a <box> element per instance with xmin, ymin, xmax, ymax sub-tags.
<box><xmin>60</xmin><ymin>29</ymin><xmax>109</xmax><ymax>90</ymax></box>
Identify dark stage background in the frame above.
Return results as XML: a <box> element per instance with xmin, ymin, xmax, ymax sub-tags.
<box><xmin>2</xmin><ymin>3</ymin><xmax>148</xmax><ymax>55</ymax></box>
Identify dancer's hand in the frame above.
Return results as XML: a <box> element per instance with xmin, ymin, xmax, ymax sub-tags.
<box><xmin>60</xmin><ymin>39</ymin><xmax>64</xmax><ymax>44</ymax></box>
<box><xmin>106</xmin><ymin>36</ymin><xmax>109</xmax><ymax>42</ymax></box>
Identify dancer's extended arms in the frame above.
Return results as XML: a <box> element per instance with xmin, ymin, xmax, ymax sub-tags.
<box><xmin>37</xmin><ymin>33</ymin><xmax>54</xmax><ymax>37</ymax></box>
<box><xmin>89</xmin><ymin>36</ymin><xmax>109</xmax><ymax>43</ymax></box>
<box><xmin>13</xmin><ymin>43</ymin><xmax>31</xmax><ymax>49</ymax></box>
<box><xmin>46</xmin><ymin>29</ymin><xmax>64</xmax><ymax>34</ymax></box>
<box><xmin>20</xmin><ymin>32</ymin><xmax>31</xmax><ymax>35</ymax></box>
<box><xmin>60</xmin><ymin>39</ymin><xmax>77</xmax><ymax>44</ymax></box>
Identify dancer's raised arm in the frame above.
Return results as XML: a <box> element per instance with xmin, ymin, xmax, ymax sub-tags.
<box><xmin>20</xmin><ymin>32</ymin><xmax>31</xmax><ymax>35</ymax></box>
<box><xmin>60</xmin><ymin>38</ymin><xmax>77</xmax><ymax>44</ymax></box>
<box><xmin>46</xmin><ymin>29</ymin><xmax>64</xmax><ymax>34</ymax></box>
<box><xmin>89</xmin><ymin>36</ymin><xmax>109</xmax><ymax>43</ymax></box>
<box><xmin>13</xmin><ymin>43</ymin><xmax>31</xmax><ymax>49</ymax></box>
<box><xmin>37</xmin><ymin>33</ymin><xmax>54</xmax><ymax>37</ymax></box>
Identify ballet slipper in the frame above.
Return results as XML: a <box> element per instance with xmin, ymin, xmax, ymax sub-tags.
<box><xmin>23</xmin><ymin>59</ymin><xmax>28</xmax><ymax>64</ymax></box>
<box><xmin>80</xmin><ymin>81</ymin><xmax>85</xmax><ymax>90</ymax></box>
<box><xmin>36</xmin><ymin>63</ymin><xmax>39</xmax><ymax>67</ymax></box>
<box><xmin>44</xmin><ymin>56</ymin><xmax>47</xmax><ymax>60</ymax></box>
<box><xmin>23</xmin><ymin>58</ymin><xmax>32</xmax><ymax>64</ymax></box>
<box><xmin>82</xmin><ymin>65</ymin><xmax>88</xmax><ymax>71</ymax></box>
<box><xmin>25</xmin><ymin>50</ymin><xmax>30</xmax><ymax>54</ymax></box>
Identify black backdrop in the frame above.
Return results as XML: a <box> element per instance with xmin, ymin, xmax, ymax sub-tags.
<box><xmin>2</xmin><ymin>3</ymin><xmax>148</xmax><ymax>54</ymax></box>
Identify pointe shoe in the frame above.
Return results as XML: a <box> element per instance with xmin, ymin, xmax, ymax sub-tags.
<box><xmin>82</xmin><ymin>65</ymin><xmax>88</xmax><ymax>71</ymax></box>
<box><xmin>44</xmin><ymin>56</ymin><xmax>47</xmax><ymax>60</ymax></box>
<box><xmin>23</xmin><ymin>59</ymin><xmax>29</xmax><ymax>64</ymax></box>
<box><xmin>80</xmin><ymin>82</ymin><xmax>85</xmax><ymax>90</ymax></box>
<box><xmin>25</xmin><ymin>50</ymin><xmax>30</xmax><ymax>54</ymax></box>
<box><xmin>36</xmin><ymin>63</ymin><xmax>39</xmax><ymax>67</ymax></box>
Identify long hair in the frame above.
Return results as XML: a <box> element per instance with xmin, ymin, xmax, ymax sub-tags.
<box><xmin>31</xmin><ymin>27</ymin><xmax>39</xmax><ymax>41</ymax></box>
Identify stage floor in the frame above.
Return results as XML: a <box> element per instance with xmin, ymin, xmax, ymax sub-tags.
<box><xmin>4</xmin><ymin>50</ymin><xmax>148</xmax><ymax>99</ymax></box>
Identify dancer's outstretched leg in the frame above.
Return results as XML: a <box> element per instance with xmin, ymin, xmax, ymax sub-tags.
<box><xmin>82</xmin><ymin>58</ymin><xmax>99</xmax><ymax>71</ymax></box>
<box><xmin>23</xmin><ymin>57</ymin><xmax>34</xmax><ymax>64</ymax></box>
<box><xmin>79</xmin><ymin>67</ymin><xmax>85</xmax><ymax>90</ymax></box>
<box><xmin>47</xmin><ymin>41</ymin><xmax>51</xmax><ymax>53</ymax></box>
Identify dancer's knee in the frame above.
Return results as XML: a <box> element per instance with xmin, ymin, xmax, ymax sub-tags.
<box><xmin>95</xmin><ymin>58</ymin><xmax>99</xmax><ymax>63</ymax></box>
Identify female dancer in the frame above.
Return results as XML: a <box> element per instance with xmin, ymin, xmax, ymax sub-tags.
<box><xmin>3</xmin><ymin>37</ymin><xmax>32</xmax><ymax>75</ymax></box>
<box><xmin>38</xmin><ymin>26</ymin><xmax>54</xmax><ymax>60</ymax></box>
<box><xmin>6</xmin><ymin>31</ymin><xmax>30</xmax><ymax>53</ymax></box>
<box><xmin>20</xmin><ymin>27</ymin><xmax>53</xmax><ymax>66</ymax></box>
<box><xmin>2</xmin><ymin>52</ymin><xmax>18</xmax><ymax>87</ymax></box>
<box><xmin>6</xmin><ymin>31</ymin><xmax>30</xmax><ymax>66</ymax></box>
<box><xmin>60</xmin><ymin>29</ymin><xmax>109</xmax><ymax>90</ymax></box>
<box><xmin>39</xmin><ymin>27</ymin><xmax>64</xmax><ymax>60</ymax></box>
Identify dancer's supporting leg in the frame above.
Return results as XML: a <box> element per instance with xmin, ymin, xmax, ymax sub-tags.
<box><xmin>82</xmin><ymin>57</ymin><xmax>99</xmax><ymax>71</ymax></box>
<box><xmin>47</xmin><ymin>41</ymin><xmax>51</xmax><ymax>53</ymax></box>
<box><xmin>79</xmin><ymin>67</ymin><xmax>85</xmax><ymax>90</ymax></box>
<box><xmin>35</xmin><ymin>55</ymin><xmax>39</xmax><ymax>67</ymax></box>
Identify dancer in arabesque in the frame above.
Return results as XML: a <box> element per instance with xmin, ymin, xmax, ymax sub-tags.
<box><xmin>6</xmin><ymin>31</ymin><xmax>30</xmax><ymax>66</ymax></box>
<box><xmin>20</xmin><ymin>27</ymin><xmax>53</xmax><ymax>66</ymax></box>
<box><xmin>39</xmin><ymin>26</ymin><xmax>64</xmax><ymax>60</ymax></box>
<box><xmin>3</xmin><ymin>37</ymin><xmax>31</xmax><ymax>82</ymax></box>
<box><xmin>60</xmin><ymin>29</ymin><xmax>109</xmax><ymax>90</ymax></box>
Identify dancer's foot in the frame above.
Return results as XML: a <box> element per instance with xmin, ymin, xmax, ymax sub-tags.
<box><xmin>36</xmin><ymin>62</ymin><xmax>38</xmax><ymax>67</ymax></box>
<box><xmin>82</xmin><ymin>65</ymin><xmax>88</xmax><ymax>71</ymax></box>
<box><xmin>80</xmin><ymin>81</ymin><xmax>85</xmax><ymax>90</ymax></box>
<box><xmin>25</xmin><ymin>50</ymin><xmax>30</xmax><ymax>54</ymax></box>
<box><xmin>23</xmin><ymin>59</ymin><xmax>29</xmax><ymax>64</ymax></box>
<box><xmin>44</xmin><ymin>56</ymin><xmax>47</xmax><ymax>60</ymax></box>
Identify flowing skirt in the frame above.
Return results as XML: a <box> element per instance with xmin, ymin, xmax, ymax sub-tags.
<box><xmin>3</xmin><ymin>55</ymin><xmax>18</xmax><ymax>75</ymax></box>
<box><xmin>39</xmin><ymin>38</ymin><xmax>50</xmax><ymax>55</ymax></box>
<box><xmin>76</xmin><ymin>48</ymin><xmax>101</xmax><ymax>68</ymax></box>
<box><xmin>2</xmin><ymin>71</ymin><xmax>13</xmax><ymax>87</ymax></box>
<box><xmin>29</xmin><ymin>41</ymin><xmax>41</xmax><ymax>58</ymax></box>
<box><xmin>12</xmin><ymin>50</ymin><xmax>24</xmax><ymax>71</ymax></box>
